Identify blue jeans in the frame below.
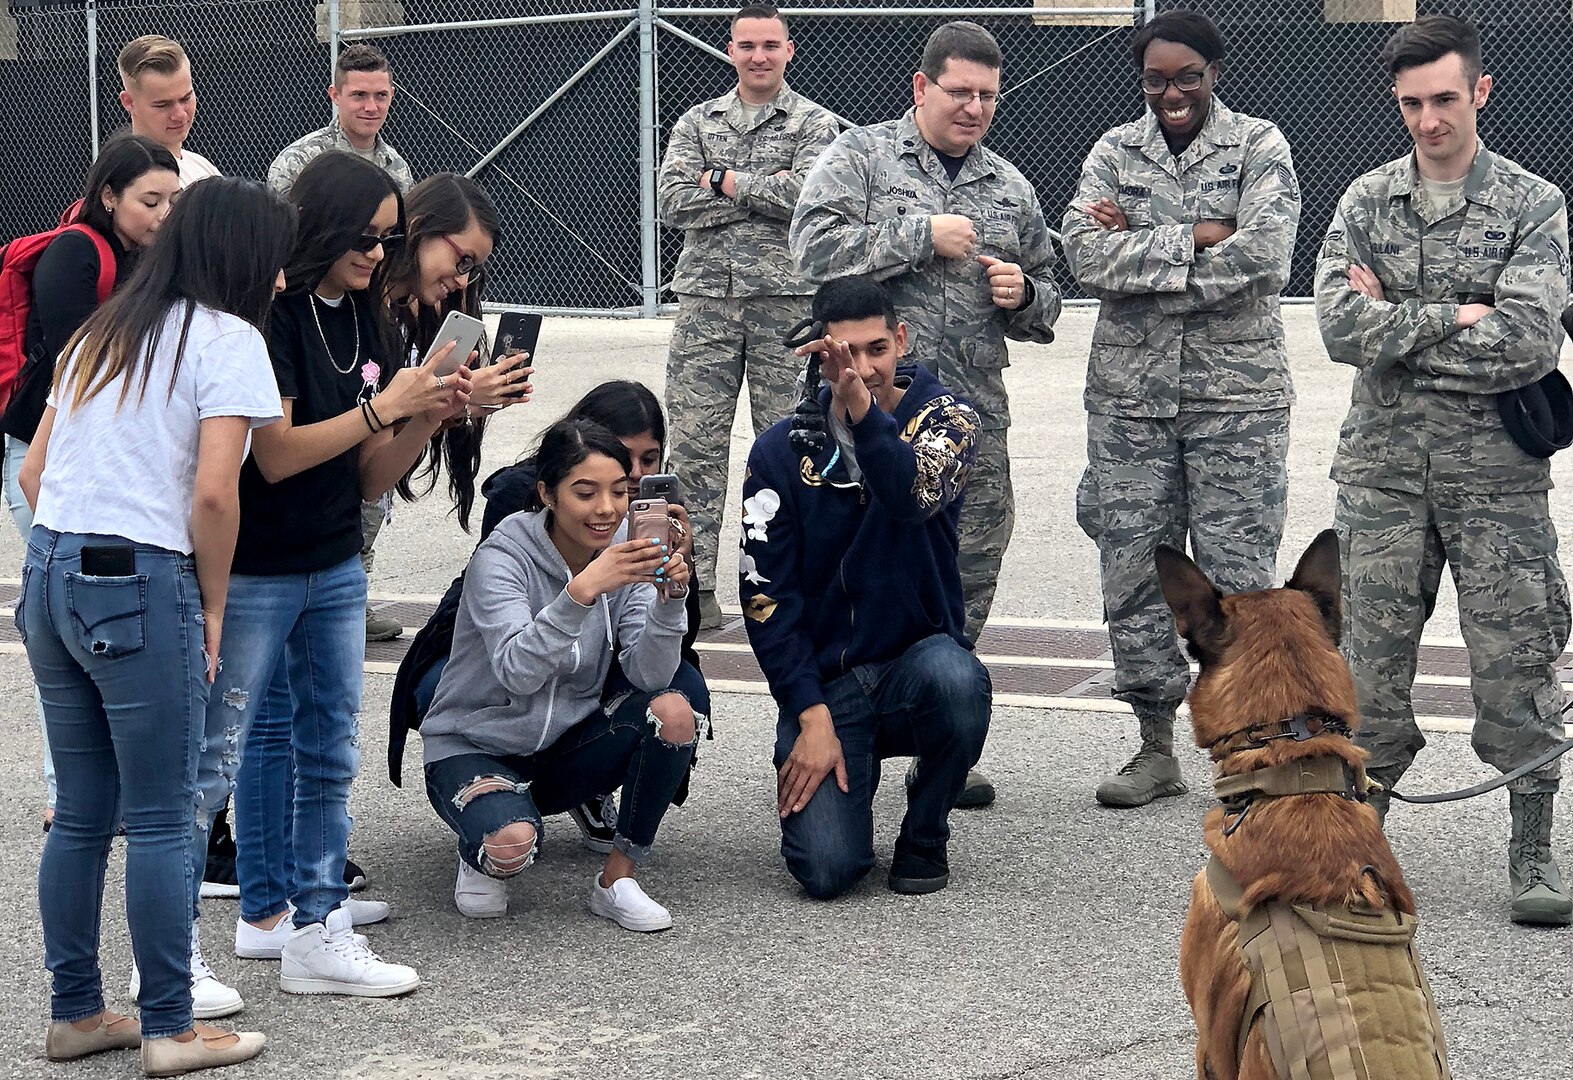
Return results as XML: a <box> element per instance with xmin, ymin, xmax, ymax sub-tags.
<box><xmin>232</xmin><ymin>653</ymin><xmax>299</xmax><ymax>924</ymax></box>
<box><xmin>774</xmin><ymin>634</ymin><xmax>991</xmax><ymax>900</ymax></box>
<box><xmin>192</xmin><ymin>556</ymin><xmax>364</xmax><ymax>928</ymax></box>
<box><xmin>426</xmin><ymin>662</ymin><xmax>709</xmax><ymax>870</ymax></box>
<box><xmin>6</xmin><ymin>435</ymin><xmax>55</xmax><ymax>808</ymax></box>
<box><xmin>23</xmin><ymin>529</ymin><xmax>203</xmax><ymax>1039</ymax></box>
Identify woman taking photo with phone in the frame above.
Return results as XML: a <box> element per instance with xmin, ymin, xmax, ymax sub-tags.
<box><xmin>3</xmin><ymin>133</ymin><xmax>181</xmax><ymax>831</ymax></box>
<box><xmin>190</xmin><ymin>151</ymin><xmax>469</xmax><ymax>1005</ymax></box>
<box><xmin>388</xmin><ymin>381</ymin><xmax>707</xmax><ymax>854</ymax></box>
<box><xmin>420</xmin><ymin>416</ymin><xmax>704</xmax><ymax>930</ymax></box>
<box><xmin>19</xmin><ymin>177</ymin><xmax>288</xmax><ymax>1075</ymax></box>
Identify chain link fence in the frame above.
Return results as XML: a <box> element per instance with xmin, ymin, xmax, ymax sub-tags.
<box><xmin>5</xmin><ymin>0</ymin><xmax>1573</xmax><ymax>311</ymax></box>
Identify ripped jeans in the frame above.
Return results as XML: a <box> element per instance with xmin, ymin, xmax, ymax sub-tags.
<box><xmin>425</xmin><ymin>662</ymin><xmax>709</xmax><ymax>872</ymax></box>
<box><xmin>190</xmin><ymin>556</ymin><xmax>365</xmax><ymax>928</ymax></box>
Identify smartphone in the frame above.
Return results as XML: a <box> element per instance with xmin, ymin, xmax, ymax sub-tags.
<box><xmin>423</xmin><ymin>310</ymin><xmax>487</xmax><ymax>377</ymax></box>
<box><xmin>628</xmin><ymin>497</ymin><xmax>688</xmax><ymax>599</ymax></box>
<box><xmin>490</xmin><ymin>311</ymin><xmax>542</xmax><ymax>366</ymax></box>
<box><xmin>638</xmin><ymin>473</ymin><xmax>681</xmax><ymax>505</ymax></box>
<box><xmin>81</xmin><ymin>544</ymin><xmax>135</xmax><ymax>576</ymax></box>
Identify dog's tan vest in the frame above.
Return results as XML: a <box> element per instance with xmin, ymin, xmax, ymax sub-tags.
<box><xmin>1207</xmin><ymin>849</ymin><xmax>1451</xmax><ymax>1080</ymax></box>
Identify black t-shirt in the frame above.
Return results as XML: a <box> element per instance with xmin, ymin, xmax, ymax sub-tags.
<box><xmin>232</xmin><ymin>290</ymin><xmax>385</xmax><ymax>576</ymax></box>
<box><xmin>935</xmin><ymin>148</ymin><xmax>968</xmax><ymax>182</ymax></box>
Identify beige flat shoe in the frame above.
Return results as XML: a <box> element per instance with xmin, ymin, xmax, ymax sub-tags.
<box><xmin>45</xmin><ymin>1011</ymin><xmax>141</xmax><ymax>1060</ymax></box>
<box><xmin>141</xmin><ymin>1023</ymin><xmax>265</xmax><ymax>1077</ymax></box>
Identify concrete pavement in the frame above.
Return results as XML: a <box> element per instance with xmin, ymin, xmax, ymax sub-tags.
<box><xmin>0</xmin><ymin>306</ymin><xmax>1568</xmax><ymax>1079</ymax></box>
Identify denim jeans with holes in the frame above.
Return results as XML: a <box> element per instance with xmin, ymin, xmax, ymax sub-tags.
<box><xmin>774</xmin><ymin>634</ymin><xmax>992</xmax><ymax>900</ymax></box>
<box><xmin>425</xmin><ymin>661</ymin><xmax>709</xmax><ymax>872</ymax></box>
<box><xmin>23</xmin><ymin>528</ymin><xmax>204</xmax><ymax>1039</ymax></box>
<box><xmin>191</xmin><ymin>555</ymin><xmax>365</xmax><ymax>928</ymax></box>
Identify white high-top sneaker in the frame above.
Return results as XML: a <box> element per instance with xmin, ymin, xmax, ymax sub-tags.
<box><xmin>454</xmin><ymin>857</ymin><xmax>508</xmax><ymax>919</ymax></box>
<box><xmin>129</xmin><ymin>926</ymin><xmax>244</xmax><ymax>1019</ymax></box>
<box><xmin>279</xmin><ymin>907</ymin><xmax>419</xmax><ymax>997</ymax></box>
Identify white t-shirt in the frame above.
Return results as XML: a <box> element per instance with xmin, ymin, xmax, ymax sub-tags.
<box><xmin>177</xmin><ymin>148</ymin><xmax>221</xmax><ymax>187</ymax></box>
<box><xmin>35</xmin><ymin>304</ymin><xmax>283</xmax><ymax>554</ymax></box>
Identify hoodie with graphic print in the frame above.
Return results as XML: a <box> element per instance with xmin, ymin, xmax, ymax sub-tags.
<box><xmin>420</xmin><ymin>508</ymin><xmax>688</xmax><ymax>765</ymax></box>
<box><xmin>740</xmin><ymin>362</ymin><xmax>979</xmax><ymax>721</ymax></box>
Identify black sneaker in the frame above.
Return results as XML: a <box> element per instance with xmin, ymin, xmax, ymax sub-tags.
<box><xmin>344</xmin><ymin>857</ymin><xmax>368</xmax><ymax>892</ymax></box>
<box><xmin>567</xmin><ymin>795</ymin><xmax>616</xmax><ymax>854</ymax></box>
<box><xmin>888</xmin><ymin>838</ymin><xmax>949</xmax><ymax>895</ymax></box>
<box><xmin>200</xmin><ymin>808</ymin><xmax>240</xmax><ymax>899</ymax></box>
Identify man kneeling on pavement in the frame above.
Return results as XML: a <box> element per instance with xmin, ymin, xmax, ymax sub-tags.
<box><xmin>741</xmin><ymin>275</ymin><xmax>992</xmax><ymax>898</ymax></box>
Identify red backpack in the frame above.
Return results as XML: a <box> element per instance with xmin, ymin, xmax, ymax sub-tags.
<box><xmin>0</xmin><ymin>222</ymin><xmax>116</xmax><ymax>409</ymax></box>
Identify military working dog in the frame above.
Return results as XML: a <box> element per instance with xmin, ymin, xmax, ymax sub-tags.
<box><xmin>1160</xmin><ymin>531</ymin><xmax>1450</xmax><ymax>1080</ymax></box>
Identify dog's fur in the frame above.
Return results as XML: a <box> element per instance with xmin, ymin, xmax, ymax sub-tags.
<box><xmin>1161</xmin><ymin>530</ymin><xmax>1420</xmax><ymax>1080</ymax></box>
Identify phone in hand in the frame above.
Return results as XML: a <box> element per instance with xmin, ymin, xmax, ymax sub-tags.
<box><xmin>628</xmin><ymin>497</ymin><xmax>687</xmax><ymax>599</ymax></box>
<box><xmin>423</xmin><ymin>310</ymin><xmax>487</xmax><ymax>377</ymax></box>
<box><xmin>637</xmin><ymin>473</ymin><xmax>681</xmax><ymax>505</ymax></box>
<box><xmin>490</xmin><ymin>311</ymin><xmax>542</xmax><ymax>367</ymax></box>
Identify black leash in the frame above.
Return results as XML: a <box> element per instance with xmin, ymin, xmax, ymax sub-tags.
<box><xmin>1389</xmin><ymin>736</ymin><xmax>1573</xmax><ymax>804</ymax></box>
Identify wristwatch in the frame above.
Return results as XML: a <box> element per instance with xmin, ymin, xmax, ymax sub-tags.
<box><xmin>708</xmin><ymin>166</ymin><xmax>728</xmax><ymax>196</ymax></box>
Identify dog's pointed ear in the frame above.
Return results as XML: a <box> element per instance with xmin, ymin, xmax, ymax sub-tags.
<box><xmin>1156</xmin><ymin>544</ymin><xmax>1226</xmax><ymax>662</ymax></box>
<box><xmin>1287</xmin><ymin>529</ymin><xmax>1342</xmax><ymax>645</ymax></box>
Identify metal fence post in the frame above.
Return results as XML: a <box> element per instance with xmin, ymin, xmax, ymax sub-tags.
<box><xmin>85</xmin><ymin>0</ymin><xmax>99</xmax><ymax>156</ymax></box>
<box><xmin>328</xmin><ymin>0</ymin><xmax>341</xmax><ymax>113</ymax></box>
<box><xmin>637</xmin><ymin>0</ymin><xmax>659</xmax><ymax>317</ymax></box>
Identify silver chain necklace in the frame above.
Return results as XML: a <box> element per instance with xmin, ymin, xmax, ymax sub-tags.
<box><xmin>308</xmin><ymin>291</ymin><xmax>360</xmax><ymax>376</ymax></box>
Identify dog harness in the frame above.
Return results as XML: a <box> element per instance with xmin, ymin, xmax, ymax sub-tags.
<box><xmin>1206</xmin><ymin>758</ymin><xmax>1452</xmax><ymax>1080</ymax></box>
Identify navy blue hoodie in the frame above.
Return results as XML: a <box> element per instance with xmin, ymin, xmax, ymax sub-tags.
<box><xmin>740</xmin><ymin>362</ymin><xmax>980</xmax><ymax>719</ymax></box>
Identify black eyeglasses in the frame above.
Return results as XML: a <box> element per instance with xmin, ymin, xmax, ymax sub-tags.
<box><xmin>1140</xmin><ymin>69</ymin><xmax>1208</xmax><ymax>95</ymax></box>
<box><xmin>350</xmin><ymin>232</ymin><xmax>403</xmax><ymax>255</ymax></box>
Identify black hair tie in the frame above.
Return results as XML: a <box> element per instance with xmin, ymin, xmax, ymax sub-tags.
<box><xmin>783</xmin><ymin>316</ymin><xmax>827</xmax><ymax>455</ymax></box>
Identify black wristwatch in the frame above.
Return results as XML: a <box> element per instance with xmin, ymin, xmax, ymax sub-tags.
<box><xmin>708</xmin><ymin>166</ymin><xmax>728</xmax><ymax>196</ymax></box>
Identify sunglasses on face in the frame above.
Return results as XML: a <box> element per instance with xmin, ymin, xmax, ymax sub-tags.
<box><xmin>350</xmin><ymin>232</ymin><xmax>403</xmax><ymax>255</ymax></box>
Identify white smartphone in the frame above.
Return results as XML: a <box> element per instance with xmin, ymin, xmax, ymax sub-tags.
<box><xmin>423</xmin><ymin>311</ymin><xmax>487</xmax><ymax>377</ymax></box>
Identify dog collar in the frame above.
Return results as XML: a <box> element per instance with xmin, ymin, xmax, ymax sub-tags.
<box><xmin>1205</xmin><ymin>710</ymin><xmax>1352</xmax><ymax>761</ymax></box>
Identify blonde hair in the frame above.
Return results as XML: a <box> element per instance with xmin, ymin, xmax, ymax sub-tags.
<box><xmin>117</xmin><ymin>35</ymin><xmax>189</xmax><ymax>89</ymax></box>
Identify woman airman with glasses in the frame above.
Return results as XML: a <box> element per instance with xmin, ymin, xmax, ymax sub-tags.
<box><xmin>1060</xmin><ymin>10</ymin><xmax>1302</xmax><ymax>811</ymax></box>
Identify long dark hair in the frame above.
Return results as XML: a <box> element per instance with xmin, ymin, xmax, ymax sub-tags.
<box><xmin>564</xmin><ymin>380</ymin><xmax>665</xmax><ymax>447</ymax></box>
<box><xmin>74</xmin><ymin>133</ymin><xmax>180</xmax><ymax>241</ymax></box>
<box><xmin>385</xmin><ymin>172</ymin><xmax>501</xmax><ymax>531</ymax></box>
<box><xmin>58</xmin><ymin>178</ymin><xmax>296</xmax><ymax>409</ymax></box>
<box><xmin>528</xmin><ymin>418</ymin><xmax>633</xmax><ymax>513</ymax></box>
<box><xmin>282</xmin><ymin>151</ymin><xmax>406</xmax><ymax>370</ymax></box>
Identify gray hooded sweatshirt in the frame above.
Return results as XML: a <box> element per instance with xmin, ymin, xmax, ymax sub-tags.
<box><xmin>419</xmin><ymin>509</ymin><xmax>688</xmax><ymax>765</ymax></box>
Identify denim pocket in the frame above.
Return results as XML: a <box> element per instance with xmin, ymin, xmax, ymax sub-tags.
<box><xmin>13</xmin><ymin>562</ymin><xmax>31</xmax><ymax>646</ymax></box>
<box><xmin>64</xmin><ymin>572</ymin><xmax>148</xmax><ymax>659</ymax></box>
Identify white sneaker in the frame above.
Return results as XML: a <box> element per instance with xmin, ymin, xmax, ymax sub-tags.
<box><xmin>454</xmin><ymin>858</ymin><xmax>508</xmax><ymax>919</ymax></box>
<box><xmin>587</xmin><ymin>874</ymin><xmax>672</xmax><ymax>932</ymax></box>
<box><xmin>236</xmin><ymin>898</ymin><xmax>389</xmax><ymax>959</ymax></box>
<box><xmin>130</xmin><ymin>928</ymin><xmax>244</xmax><ymax>1019</ymax></box>
<box><xmin>279</xmin><ymin>907</ymin><xmax>420</xmax><ymax>997</ymax></box>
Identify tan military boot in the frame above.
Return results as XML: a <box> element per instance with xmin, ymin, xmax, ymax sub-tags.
<box><xmin>1096</xmin><ymin>712</ymin><xmax>1187</xmax><ymax>808</ymax></box>
<box><xmin>1508</xmin><ymin>791</ymin><xmax>1572</xmax><ymax>927</ymax></box>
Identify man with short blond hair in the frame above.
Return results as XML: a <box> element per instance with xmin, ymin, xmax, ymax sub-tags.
<box><xmin>117</xmin><ymin>34</ymin><xmax>220</xmax><ymax>186</ymax></box>
<box><xmin>268</xmin><ymin>43</ymin><xmax>413</xmax><ymax>196</ymax></box>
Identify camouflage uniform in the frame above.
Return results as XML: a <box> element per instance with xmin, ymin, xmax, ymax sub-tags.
<box><xmin>790</xmin><ymin>109</ymin><xmax>1061</xmax><ymax>641</ymax></box>
<box><xmin>660</xmin><ymin>83</ymin><xmax>840</xmax><ymax>591</ymax></box>
<box><xmin>1061</xmin><ymin>99</ymin><xmax>1300</xmax><ymax>725</ymax></box>
<box><xmin>1315</xmin><ymin>143</ymin><xmax>1571</xmax><ymax>796</ymax></box>
<box><xmin>267</xmin><ymin>122</ymin><xmax>414</xmax><ymax>195</ymax></box>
